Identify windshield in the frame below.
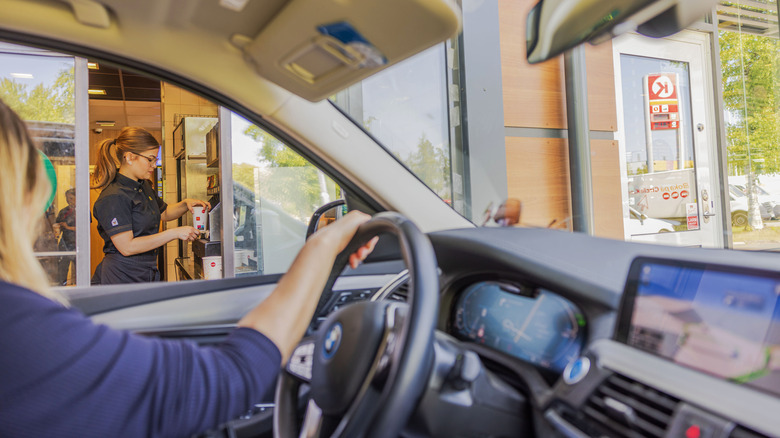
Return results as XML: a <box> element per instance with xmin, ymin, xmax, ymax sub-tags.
<box><xmin>332</xmin><ymin>2</ymin><xmax>779</xmax><ymax>250</ymax></box>
<box><xmin>330</xmin><ymin>42</ymin><xmax>474</xmax><ymax>222</ymax></box>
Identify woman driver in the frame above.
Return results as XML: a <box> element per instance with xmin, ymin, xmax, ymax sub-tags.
<box><xmin>0</xmin><ymin>98</ymin><xmax>377</xmax><ymax>437</ymax></box>
<box><xmin>90</xmin><ymin>127</ymin><xmax>210</xmax><ymax>284</ymax></box>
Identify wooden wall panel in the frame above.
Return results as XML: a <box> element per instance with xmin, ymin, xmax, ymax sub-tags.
<box><xmin>586</xmin><ymin>42</ymin><xmax>618</xmax><ymax>132</ymax></box>
<box><xmin>591</xmin><ymin>140</ymin><xmax>623</xmax><ymax>239</ymax></box>
<box><xmin>505</xmin><ymin>137</ymin><xmax>624</xmax><ymax>239</ymax></box>
<box><xmin>498</xmin><ymin>0</ymin><xmax>618</xmax><ymax>132</ymax></box>
<box><xmin>505</xmin><ymin>137</ymin><xmax>571</xmax><ymax>228</ymax></box>
<box><xmin>499</xmin><ymin>0</ymin><xmax>566</xmax><ymax>130</ymax></box>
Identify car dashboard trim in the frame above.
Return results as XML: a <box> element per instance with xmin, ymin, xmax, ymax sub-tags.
<box><xmin>572</xmin><ymin>339</ymin><xmax>779</xmax><ymax>436</ymax></box>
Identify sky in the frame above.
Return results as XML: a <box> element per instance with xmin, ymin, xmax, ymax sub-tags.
<box><xmin>231</xmin><ymin>113</ymin><xmax>263</xmax><ymax>165</ymax></box>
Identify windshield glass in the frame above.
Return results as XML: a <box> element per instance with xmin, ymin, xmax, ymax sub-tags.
<box><xmin>330</xmin><ymin>41</ymin><xmax>473</xmax><ymax>222</ymax></box>
<box><xmin>332</xmin><ymin>2</ymin><xmax>779</xmax><ymax>250</ymax></box>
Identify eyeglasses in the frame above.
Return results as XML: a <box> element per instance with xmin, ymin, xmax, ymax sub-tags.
<box><xmin>132</xmin><ymin>152</ymin><xmax>157</xmax><ymax>165</ymax></box>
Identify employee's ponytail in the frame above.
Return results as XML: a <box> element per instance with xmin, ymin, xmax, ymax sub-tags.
<box><xmin>91</xmin><ymin>138</ymin><xmax>118</xmax><ymax>190</ymax></box>
<box><xmin>91</xmin><ymin>127</ymin><xmax>159</xmax><ymax>190</ymax></box>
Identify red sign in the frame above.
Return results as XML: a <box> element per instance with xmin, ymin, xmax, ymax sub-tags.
<box><xmin>210</xmin><ymin>262</ymin><xmax>216</xmax><ymax>267</ymax></box>
<box><xmin>687</xmin><ymin>215</ymin><xmax>699</xmax><ymax>230</ymax></box>
<box><xmin>663</xmin><ymin>193</ymin><xmax>670</xmax><ymax>200</ymax></box>
<box><xmin>681</xmin><ymin>190</ymin><xmax>688</xmax><ymax>198</ymax></box>
<box><xmin>648</xmin><ymin>74</ymin><xmax>678</xmax><ymax>100</ymax></box>
<box><xmin>671</xmin><ymin>192</ymin><xmax>679</xmax><ymax>199</ymax></box>
<box><xmin>650</xmin><ymin>104</ymin><xmax>679</xmax><ymax>113</ymax></box>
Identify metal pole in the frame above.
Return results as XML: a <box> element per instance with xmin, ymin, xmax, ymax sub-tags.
<box><xmin>564</xmin><ymin>45</ymin><xmax>595</xmax><ymax>234</ymax></box>
<box><xmin>74</xmin><ymin>57</ymin><xmax>90</xmax><ymax>286</ymax></box>
<box><xmin>218</xmin><ymin>107</ymin><xmax>235</xmax><ymax>278</ymax></box>
<box><xmin>643</xmin><ymin>77</ymin><xmax>655</xmax><ymax>173</ymax></box>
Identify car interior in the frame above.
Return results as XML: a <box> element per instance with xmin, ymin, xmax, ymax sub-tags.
<box><xmin>1</xmin><ymin>0</ymin><xmax>779</xmax><ymax>437</ymax></box>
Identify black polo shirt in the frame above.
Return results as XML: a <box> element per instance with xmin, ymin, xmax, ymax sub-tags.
<box><xmin>93</xmin><ymin>173</ymin><xmax>167</xmax><ymax>258</ymax></box>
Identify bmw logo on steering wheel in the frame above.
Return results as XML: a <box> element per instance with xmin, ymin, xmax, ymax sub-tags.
<box><xmin>323</xmin><ymin>322</ymin><xmax>343</xmax><ymax>359</ymax></box>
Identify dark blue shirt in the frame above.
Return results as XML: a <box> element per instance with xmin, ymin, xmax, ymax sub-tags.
<box><xmin>0</xmin><ymin>281</ymin><xmax>281</xmax><ymax>438</ymax></box>
<box><xmin>55</xmin><ymin>205</ymin><xmax>76</xmax><ymax>247</ymax></box>
<box><xmin>93</xmin><ymin>173</ymin><xmax>168</xmax><ymax>257</ymax></box>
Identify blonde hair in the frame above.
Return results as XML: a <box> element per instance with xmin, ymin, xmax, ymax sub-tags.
<box><xmin>91</xmin><ymin>126</ymin><xmax>159</xmax><ymax>190</ymax></box>
<box><xmin>0</xmin><ymin>98</ymin><xmax>67</xmax><ymax>304</ymax></box>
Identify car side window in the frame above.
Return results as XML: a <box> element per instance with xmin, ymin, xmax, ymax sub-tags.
<box><xmin>160</xmin><ymin>85</ymin><xmax>342</xmax><ymax>281</ymax></box>
<box><xmin>228</xmin><ymin>112</ymin><xmax>341</xmax><ymax>277</ymax></box>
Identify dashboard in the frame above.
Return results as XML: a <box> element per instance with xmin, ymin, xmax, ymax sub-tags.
<box><xmin>425</xmin><ymin>227</ymin><xmax>780</xmax><ymax>438</ymax></box>
<box><xmin>83</xmin><ymin>225</ymin><xmax>780</xmax><ymax>438</ymax></box>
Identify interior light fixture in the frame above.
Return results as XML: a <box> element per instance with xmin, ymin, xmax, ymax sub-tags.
<box><xmin>10</xmin><ymin>73</ymin><xmax>33</xmax><ymax>79</ymax></box>
<box><xmin>96</xmin><ymin>120</ymin><xmax>116</xmax><ymax>127</ymax></box>
<box><xmin>87</xmin><ymin>62</ymin><xmax>99</xmax><ymax>70</ymax></box>
<box><xmin>88</xmin><ymin>89</ymin><xmax>106</xmax><ymax>95</ymax></box>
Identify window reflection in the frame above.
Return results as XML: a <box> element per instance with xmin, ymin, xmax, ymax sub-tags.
<box><xmin>0</xmin><ymin>50</ymin><xmax>77</xmax><ymax>285</ymax></box>
<box><xmin>231</xmin><ymin>113</ymin><xmax>340</xmax><ymax>276</ymax></box>
<box><xmin>620</xmin><ymin>55</ymin><xmax>696</xmax><ymax>234</ymax></box>
<box><xmin>330</xmin><ymin>43</ymin><xmax>467</xmax><ymax>214</ymax></box>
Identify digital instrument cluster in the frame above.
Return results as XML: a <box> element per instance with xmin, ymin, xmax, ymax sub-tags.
<box><xmin>452</xmin><ymin>281</ymin><xmax>585</xmax><ymax>373</ymax></box>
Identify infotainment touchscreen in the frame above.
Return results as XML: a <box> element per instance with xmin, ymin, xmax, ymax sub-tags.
<box><xmin>616</xmin><ymin>258</ymin><xmax>780</xmax><ymax>397</ymax></box>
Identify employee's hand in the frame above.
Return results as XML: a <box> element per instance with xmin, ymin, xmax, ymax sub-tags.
<box><xmin>184</xmin><ymin>199</ymin><xmax>211</xmax><ymax>213</ymax></box>
<box><xmin>174</xmin><ymin>226</ymin><xmax>200</xmax><ymax>242</ymax></box>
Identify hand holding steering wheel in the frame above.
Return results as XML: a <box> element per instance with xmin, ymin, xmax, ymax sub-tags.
<box><xmin>274</xmin><ymin>212</ymin><xmax>439</xmax><ymax>438</ymax></box>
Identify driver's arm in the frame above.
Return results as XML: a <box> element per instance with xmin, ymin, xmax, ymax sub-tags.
<box><xmin>0</xmin><ymin>211</ymin><xmax>375</xmax><ymax>438</ymax></box>
<box><xmin>238</xmin><ymin>211</ymin><xmax>377</xmax><ymax>362</ymax></box>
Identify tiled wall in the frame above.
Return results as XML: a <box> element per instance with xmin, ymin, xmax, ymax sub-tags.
<box><xmin>160</xmin><ymin>83</ymin><xmax>218</xmax><ymax>281</ymax></box>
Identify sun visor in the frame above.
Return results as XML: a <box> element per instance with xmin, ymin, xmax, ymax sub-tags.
<box><xmin>237</xmin><ymin>0</ymin><xmax>461</xmax><ymax>102</ymax></box>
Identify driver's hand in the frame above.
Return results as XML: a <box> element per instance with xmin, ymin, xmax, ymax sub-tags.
<box><xmin>349</xmin><ymin>236</ymin><xmax>379</xmax><ymax>269</ymax></box>
<box><xmin>238</xmin><ymin>211</ymin><xmax>378</xmax><ymax>361</ymax></box>
<box><xmin>311</xmin><ymin>211</ymin><xmax>378</xmax><ymax>268</ymax></box>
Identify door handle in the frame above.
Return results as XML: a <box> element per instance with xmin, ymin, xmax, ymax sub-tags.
<box><xmin>703</xmin><ymin>213</ymin><xmax>716</xmax><ymax>218</ymax></box>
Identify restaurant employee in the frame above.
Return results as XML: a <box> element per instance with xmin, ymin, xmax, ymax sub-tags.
<box><xmin>91</xmin><ymin>127</ymin><xmax>210</xmax><ymax>284</ymax></box>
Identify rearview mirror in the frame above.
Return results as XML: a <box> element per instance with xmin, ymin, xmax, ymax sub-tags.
<box><xmin>526</xmin><ymin>0</ymin><xmax>719</xmax><ymax>64</ymax></box>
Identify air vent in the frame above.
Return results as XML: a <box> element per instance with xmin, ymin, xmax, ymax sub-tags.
<box><xmin>730</xmin><ymin>425</ymin><xmax>769</xmax><ymax>438</ymax></box>
<box><xmin>580</xmin><ymin>374</ymin><xmax>679</xmax><ymax>438</ymax></box>
<box><xmin>388</xmin><ymin>280</ymin><xmax>409</xmax><ymax>302</ymax></box>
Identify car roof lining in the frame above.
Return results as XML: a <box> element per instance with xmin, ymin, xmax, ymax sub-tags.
<box><xmin>20</xmin><ymin>0</ymin><xmax>460</xmax><ymax>101</ymax></box>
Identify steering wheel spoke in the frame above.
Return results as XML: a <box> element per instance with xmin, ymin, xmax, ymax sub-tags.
<box><xmin>286</xmin><ymin>336</ymin><xmax>316</xmax><ymax>383</ymax></box>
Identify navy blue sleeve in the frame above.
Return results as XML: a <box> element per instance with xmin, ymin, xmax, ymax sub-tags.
<box><xmin>94</xmin><ymin>193</ymin><xmax>134</xmax><ymax>236</ymax></box>
<box><xmin>0</xmin><ymin>282</ymin><xmax>281</xmax><ymax>438</ymax></box>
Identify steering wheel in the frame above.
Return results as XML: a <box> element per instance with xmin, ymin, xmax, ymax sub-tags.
<box><xmin>274</xmin><ymin>212</ymin><xmax>439</xmax><ymax>438</ymax></box>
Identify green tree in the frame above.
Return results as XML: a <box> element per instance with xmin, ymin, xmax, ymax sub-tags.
<box><xmin>232</xmin><ymin>162</ymin><xmax>257</xmax><ymax>191</ymax></box>
<box><xmin>400</xmin><ymin>133</ymin><xmax>451</xmax><ymax>200</ymax></box>
<box><xmin>243</xmin><ymin>125</ymin><xmax>334</xmax><ymax>220</ymax></box>
<box><xmin>719</xmin><ymin>31</ymin><xmax>780</xmax><ymax>174</ymax></box>
<box><xmin>0</xmin><ymin>67</ymin><xmax>75</xmax><ymax>123</ymax></box>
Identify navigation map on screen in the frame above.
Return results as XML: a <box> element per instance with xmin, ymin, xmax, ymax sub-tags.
<box><xmin>626</xmin><ymin>261</ymin><xmax>780</xmax><ymax>397</ymax></box>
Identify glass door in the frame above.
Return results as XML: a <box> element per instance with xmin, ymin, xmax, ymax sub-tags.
<box><xmin>0</xmin><ymin>44</ymin><xmax>89</xmax><ymax>285</ymax></box>
<box><xmin>614</xmin><ymin>31</ymin><xmax>723</xmax><ymax>248</ymax></box>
